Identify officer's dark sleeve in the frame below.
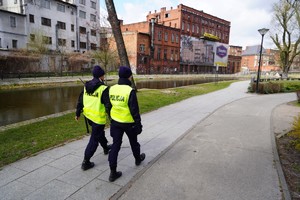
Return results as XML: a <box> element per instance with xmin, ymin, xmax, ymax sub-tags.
<box><xmin>128</xmin><ymin>90</ymin><xmax>141</xmax><ymax>124</ymax></box>
<box><xmin>101</xmin><ymin>87</ymin><xmax>112</xmax><ymax>118</ymax></box>
<box><xmin>76</xmin><ymin>90</ymin><xmax>84</xmax><ymax>117</ymax></box>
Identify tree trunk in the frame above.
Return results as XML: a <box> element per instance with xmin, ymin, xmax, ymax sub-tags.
<box><xmin>104</xmin><ymin>0</ymin><xmax>137</xmax><ymax>90</ymax></box>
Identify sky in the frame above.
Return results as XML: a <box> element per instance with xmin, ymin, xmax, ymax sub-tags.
<box><xmin>99</xmin><ymin>0</ymin><xmax>279</xmax><ymax>50</ymax></box>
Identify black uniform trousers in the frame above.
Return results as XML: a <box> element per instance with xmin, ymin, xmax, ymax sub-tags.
<box><xmin>108</xmin><ymin>121</ymin><xmax>140</xmax><ymax>168</ymax></box>
<box><xmin>84</xmin><ymin>119</ymin><xmax>108</xmax><ymax>160</ymax></box>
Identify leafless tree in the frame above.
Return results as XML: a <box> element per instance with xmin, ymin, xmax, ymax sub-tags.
<box><xmin>271</xmin><ymin>0</ymin><xmax>300</xmax><ymax>77</ymax></box>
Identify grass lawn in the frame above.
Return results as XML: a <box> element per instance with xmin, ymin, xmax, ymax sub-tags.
<box><xmin>0</xmin><ymin>81</ymin><xmax>235</xmax><ymax>168</ymax></box>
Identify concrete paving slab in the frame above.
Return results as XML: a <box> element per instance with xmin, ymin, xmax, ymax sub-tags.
<box><xmin>0</xmin><ymin>81</ymin><xmax>297</xmax><ymax>200</ymax></box>
<box><xmin>0</xmin><ymin>181</ymin><xmax>35</xmax><ymax>200</ymax></box>
<box><xmin>23</xmin><ymin>179</ymin><xmax>79</xmax><ymax>200</ymax></box>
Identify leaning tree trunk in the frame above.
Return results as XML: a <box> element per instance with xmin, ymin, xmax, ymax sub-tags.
<box><xmin>104</xmin><ymin>0</ymin><xmax>137</xmax><ymax>90</ymax></box>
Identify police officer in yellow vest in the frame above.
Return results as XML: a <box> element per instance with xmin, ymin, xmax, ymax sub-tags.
<box><xmin>75</xmin><ymin>65</ymin><xmax>111</xmax><ymax>171</ymax></box>
<box><xmin>108</xmin><ymin>66</ymin><xmax>145</xmax><ymax>182</ymax></box>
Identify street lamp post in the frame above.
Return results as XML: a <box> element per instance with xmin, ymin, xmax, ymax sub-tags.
<box><xmin>256</xmin><ymin>28</ymin><xmax>269</xmax><ymax>93</ymax></box>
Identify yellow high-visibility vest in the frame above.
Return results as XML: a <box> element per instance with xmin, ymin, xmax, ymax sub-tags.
<box><xmin>83</xmin><ymin>85</ymin><xmax>107</xmax><ymax>124</ymax></box>
<box><xmin>109</xmin><ymin>84</ymin><xmax>134</xmax><ymax>123</ymax></box>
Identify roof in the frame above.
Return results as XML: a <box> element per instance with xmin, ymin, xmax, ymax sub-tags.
<box><xmin>242</xmin><ymin>45</ymin><xmax>266</xmax><ymax>56</ymax></box>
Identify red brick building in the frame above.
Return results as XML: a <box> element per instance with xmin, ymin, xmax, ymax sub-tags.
<box><xmin>106</xmin><ymin>4</ymin><xmax>231</xmax><ymax>74</ymax></box>
<box><xmin>227</xmin><ymin>45</ymin><xmax>242</xmax><ymax>74</ymax></box>
<box><xmin>241</xmin><ymin>45</ymin><xmax>280</xmax><ymax>72</ymax></box>
<box><xmin>120</xmin><ymin>21</ymin><xmax>181</xmax><ymax>74</ymax></box>
<box><xmin>146</xmin><ymin>4</ymin><xmax>231</xmax><ymax>73</ymax></box>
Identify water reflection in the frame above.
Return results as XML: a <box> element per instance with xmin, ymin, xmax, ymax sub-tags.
<box><xmin>0</xmin><ymin>77</ymin><xmax>232</xmax><ymax>126</ymax></box>
<box><xmin>0</xmin><ymin>86</ymin><xmax>82</xmax><ymax>126</ymax></box>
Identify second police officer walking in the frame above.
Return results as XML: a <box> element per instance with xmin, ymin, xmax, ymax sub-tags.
<box><xmin>75</xmin><ymin>65</ymin><xmax>111</xmax><ymax>171</ymax></box>
<box><xmin>108</xmin><ymin>66</ymin><xmax>145</xmax><ymax>182</ymax></box>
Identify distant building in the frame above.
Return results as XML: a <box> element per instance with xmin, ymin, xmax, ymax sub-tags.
<box><xmin>122</xmin><ymin>4</ymin><xmax>231</xmax><ymax>74</ymax></box>
<box><xmin>0</xmin><ymin>0</ymin><xmax>100</xmax><ymax>53</ymax></box>
<box><xmin>118</xmin><ymin>20</ymin><xmax>181</xmax><ymax>74</ymax></box>
<box><xmin>227</xmin><ymin>45</ymin><xmax>242</xmax><ymax>74</ymax></box>
<box><xmin>241</xmin><ymin>45</ymin><xmax>280</xmax><ymax>72</ymax></box>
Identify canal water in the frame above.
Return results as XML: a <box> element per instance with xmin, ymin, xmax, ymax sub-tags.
<box><xmin>0</xmin><ymin>77</ymin><xmax>229</xmax><ymax>126</ymax></box>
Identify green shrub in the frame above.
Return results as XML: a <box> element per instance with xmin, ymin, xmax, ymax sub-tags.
<box><xmin>289</xmin><ymin>115</ymin><xmax>300</xmax><ymax>151</ymax></box>
<box><xmin>249</xmin><ymin>81</ymin><xmax>284</xmax><ymax>94</ymax></box>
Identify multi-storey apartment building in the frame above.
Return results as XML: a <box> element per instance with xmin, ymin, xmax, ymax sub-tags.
<box><xmin>146</xmin><ymin>4</ymin><xmax>231</xmax><ymax>73</ymax></box>
<box><xmin>0</xmin><ymin>0</ymin><xmax>100</xmax><ymax>53</ymax></box>
<box><xmin>119</xmin><ymin>20</ymin><xmax>181</xmax><ymax>74</ymax></box>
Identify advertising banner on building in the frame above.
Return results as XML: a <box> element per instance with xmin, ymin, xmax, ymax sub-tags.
<box><xmin>213</xmin><ymin>42</ymin><xmax>229</xmax><ymax>67</ymax></box>
<box><xmin>180</xmin><ymin>36</ymin><xmax>228</xmax><ymax>67</ymax></box>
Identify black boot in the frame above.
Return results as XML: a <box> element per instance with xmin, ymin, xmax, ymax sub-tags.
<box><xmin>135</xmin><ymin>153</ymin><xmax>146</xmax><ymax>166</ymax></box>
<box><xmin>103</xmin><ymin>144</ymin><xmax>112</xmax><ymax>155</ymax></box>
<box><xmin>81</xmin><ymin>159</ymin><xmax>94</xmax><ymax>171</ymax></box>
<box><xmin>109</xmin><ymin>166</ymin><xmax>122</xmax><ymax>182</ymax></box>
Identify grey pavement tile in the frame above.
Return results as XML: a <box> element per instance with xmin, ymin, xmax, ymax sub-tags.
<box><xmin>118</xmin><ymin>153</ymin><xmax>153</xmax><ymax>168</ymax></box>
<box><xmin>142</xmin><ymin>140</ymin><xmax>166</xmax><ymax>158</ymax></box>
<box><xmin>11</xmin><ymin>154</ymin><xmax>55</xmax><ymax>172</ymax></box>
<box><xmin>0</xmin><ymin>166</ymin><xmax>27</xmax><ymax>187</ymax></box>
<box><xmin>39</xmin><ymin>145</ymin><xmax>76</xmax><ymax>160</ymax></box>
<box><xmin>97</xmin><ymin>164</ymin><xmax>141</xmax><ymax>187</ymax></box>
<box><xmin>64</xmin><ymin>138</ymin><xmax>89</xmax><ymax>150</ymax></box>
<box><xmin>69</xmin><ymin>178</ymin><xmax>120</xmax><ymax>200</ymax></box>
<box><xmin>47</xmin><ymin>154</ymin><xmax>82</xmax><ymax>171</ymax></box>
<box><xmin>57</xmin><ymin>165</ymin><xmax>103</xmax><ymax>187</ymax></box>
<box><xmin>0</xmin><ymin>180</ymin><xmax>35</xmax><ymax>200</ymax></box>
<box><xmin>24</xmin><ymin>179</ymin><xmax>78</xmax><ymax>200</ymax></box>
<box><xmin>18</xmin><ymin>165</ymin><xmax>64</xmax><ymax>188</ymax></box>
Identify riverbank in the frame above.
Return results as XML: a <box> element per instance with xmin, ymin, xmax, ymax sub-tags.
<box><xmin>0</xmin><ymin>81</ymin><xmax>234</xmax><ymax>168</ymax></box>
<box><xmin>0</xmin><ymin>74</ymin><xmax>244</xmax><ymax>90</ymax></box>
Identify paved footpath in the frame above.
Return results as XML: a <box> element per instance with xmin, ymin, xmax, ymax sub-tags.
<box><xmin>0</xmin><ymin>81</ymin><xmax>297</xmax><ymax>200</ymax></box>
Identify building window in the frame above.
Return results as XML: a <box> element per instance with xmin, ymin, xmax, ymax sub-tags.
<box><xmin>29</xmin><ymin>14</ymin><xmax>34</xmax><ymax>23</ymax></box>
<box><xmin>187</xmin><ymin>24</ymin><xmax>190</xmax><ymax>32</ymax></box>
<box><xmin>164</xmin><ymin>32</ymin><xmax>168</xmax><ymax>42</ymax></box>
<box><xmin>12</xmin><ymin>40</ymin><xmax>17</xmax><ymax>48</ymax></box>
<box><xmin>175</xmin><ymin>34</ymin><xmax>179</xmax><ymax>43</ymax></box>
<box><xmin>165</xmin><ymin>13</ymin><xmax>170</xmax><ymax>18</ymax></box>
<box><xmin>58</xmin><ymin>38</ymin><xmax>66</xmax><ymax>46</ymax></box>
<box><xmin>175</xmin><ymin>50</ymin><xmax>178</xmax><ymax>61</ymax></box>
<box><xmin>79</xmin><ymin>10</ymin><xmax>86</xmax><ymax>19</ymax></box>
<box><xmin>80</xmin><ymin>42</ymin><xmax>86</xmax><ymax>49</ymax></box>
<box><xmin>57</xmin><ymin>21</ymin><xmax>66</xmax><ymax>30</ymax></box>
<box><xmin>10</xmin><ymin>16</ymin><xmax>16</xmax><ymax>27</ymax></box>
<box><xmin>182</xmin><ymin>22</ymin><xmax>185</xmax><ymax>30</ymax></box>
<box><xmin>0</xmin><ymin>0</ymin><xmax>3</xmax><ymax>6</ymax></box>
<box><xmin>14</xmin><ymin>0</ymin><xmax>17</xmax><ymax>3</ymax></box>
<box><xmin>71</xmin><ymin>40</ymin><xmax>75</xmax><ymax>47</ymax></box>
<box><xmin>158</xmin><ymin>31</ymin><xmax>162</xmax><ymax>41</ymax></box>
<box><xmin>91</xmin><ymin>1</ymin><xmax>96</xmax><ymax>9</ymax></box>
<box><xmin>164</xmin><ymin>49</ymin><xmax>167</xmax><ymax>60</ymax></box>
<box><xmin>90</xmin><ymin>14</ymin><xmax>96</xmax><ymax>22</ymax></box>
<box><xmin>79</xmin><ymin>0</ymin><xmax>86</xmax><ymax>5</ymax></box>
<box><xmin>79</xmin><ymin>26</ymin><xmax>86</xmax><ymax>34</ymax></box>
<box><xmin>57</xmin><ymin>3</ymin><xmax>65</xmax><ymax>12</ymax></box>
<box><xmin>71</xmin><ymin>24</ymin><xmax>74</xmax><ymax>32</ymax></box>
<box><xmin>42</xmin><ymin>36</ymin><xmax>52</xmax><ymax>44</ymax></box>
<box><xmin>91</xmin><ymin>29</ymin><xmax>96</xmax><ymax>36</ymax></box>
<box><xmin>171</xmin><ymin>33</ymin><xmax>175</xmax><ymax>43</ymax></box>
<box><xmin>139</xmin><ymin>44</ymin><xmax>145</xmax><ymax>53</ymax></box>
<box><xmin>157</xmin><ymin>48</ymin><xmax>161</xmax><ymax>60</ymax></box>
<box><xmin>41</xmin><ymin>0</ymin><xmax>50</xmax><ymax>9</ymax></box>
<box><xmin>91</xmin><ymin>43</ymin><xmax>97</xmax><ymax>50</ymax></box>
<box><xmin>41</xmin><ymin>17</ymin><xmax>51</xmax><ymax>27</ymax></box>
